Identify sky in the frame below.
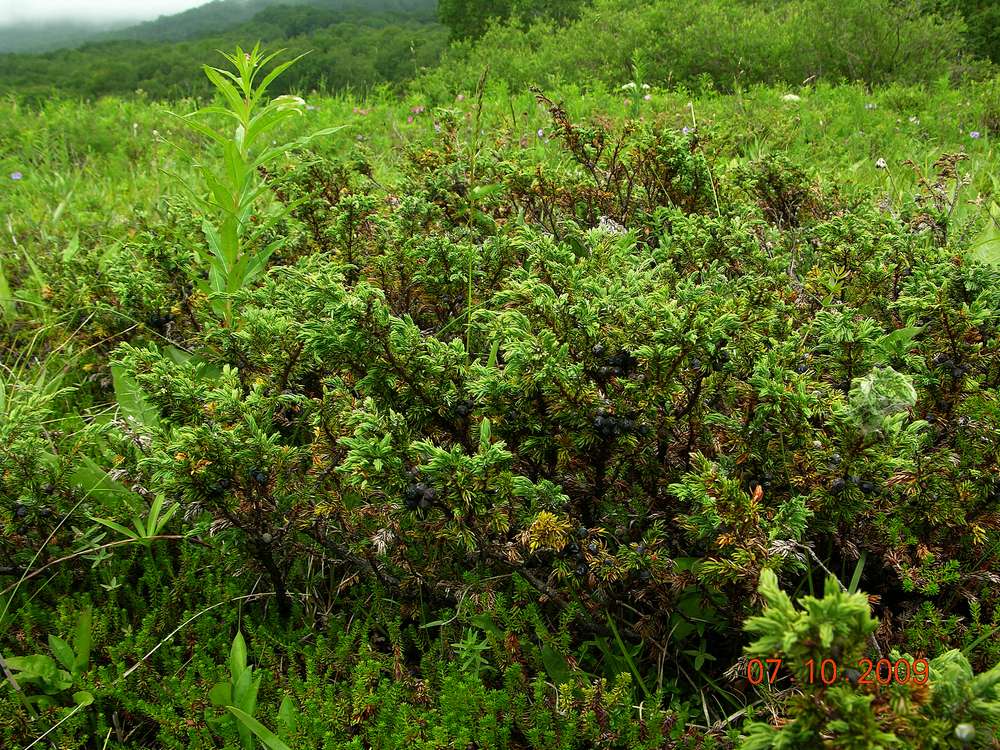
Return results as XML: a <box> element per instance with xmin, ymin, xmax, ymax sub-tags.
<box><xmin>0</xmin><ymin>0</ymin><xmax>208</xmax><ymax>26</ymax></box>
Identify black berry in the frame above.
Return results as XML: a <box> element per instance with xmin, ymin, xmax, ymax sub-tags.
<box><xmin>831</xmin><ymin>478</ymin><xmax>846</xmax><ymax>493</ymax></box>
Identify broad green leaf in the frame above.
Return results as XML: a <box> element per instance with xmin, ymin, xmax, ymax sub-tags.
<box><xmin>72</xmin><ymin>608</ymin><xmax>91</xmax><ymax>676</ymax></box>
<box><xmin>970</xmin><ymin>216</ymin><xmax>1000</xmax><ymax>267</ymax></box>
<box><xmin>540</xmin><ymin>645</ymin><xmax>571</xmax><ymax>687</ymax></box>
<box><xmin>230</xmin><ymin>631</ymin><xmax>248</xmax><ymax>683</ymax></box>
<box><xmin>73</xmin><ymin>690</ymin><xmax>95</xmax><ymax>707</ymax></box>
<box><xmin>111</xmin><ymin>363</ymin><xmax>160</xmax><ymax>428</ymax></box>
<box><xmin>71</xmin><ymin>456</ymin><xmax>137</xmax><ymax>504</ymax></box>
<box><xmin>209</xmin><ymin>681</ymin><xmax>232</xmax><ymax>706</ymax></box>
<box><xmin>48</xmin><ymin>635</ymin><xmax>76</xmax><ymax>673</ymax></box>
<box><xmin>0</xmin><ymin>254</ymin><xmax>15</xmax><ymax>320</ymax></box>
<box><xmin>62</xmin><ymin>232</ymin><xmax>80</xmax><ymax>263</ymax></box>
<box><xmin>277</xmin><ymin>695</ymin><xmax>297</xmax><ymax>738</ymax></box>
<box><xmin>226</xmin><ymin>706</ymin><xmax>294</xmax><ymax>750</ymax></box>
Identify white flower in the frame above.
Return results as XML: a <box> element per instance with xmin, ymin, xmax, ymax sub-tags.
<box><xmin>875</xmin><ymin>158</ymin><xmax>888</xmax><ymax>169</ymax></box>
<box><xmin>782</xmin><ymin>93</ymin><xmax>801</xmax><ymax>102</ymax></box>
<box><xmin>641</xmin><ymin>83</ymin><xmax>650</xmax><ymax>90</ymax></box>
<box><xmin>273</xmin><ymin>95</ymin><xmax>306</xmax><ymax>111</ymax></box>
<box><xmin>621</xmin><ymin>82</ymin><xmax>637</xmax><ymax>91</ymax></box>
<box><xmin>596</xmin><ymin>215</ymin><xmax>626</xmax><ymax>235</ymax></box>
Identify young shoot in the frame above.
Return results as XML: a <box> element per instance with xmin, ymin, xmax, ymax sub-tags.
<box><xmin>168</xmin><ymin>43</ymin><xmax>341</xmax><ymax>324</ymax></box>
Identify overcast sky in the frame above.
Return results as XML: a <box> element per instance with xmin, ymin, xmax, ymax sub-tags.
<box><xmin>0</xmin><ymin>0</ymin><xmax>207</xmax><ymax>26</ymax></box>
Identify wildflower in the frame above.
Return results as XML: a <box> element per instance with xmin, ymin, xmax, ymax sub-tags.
<box><xmin>954</xmin><ymin>724</ymin><xmax>976</xmax><ymax>742</ymax></box>
<box><xmin>624</xmin><ymin>98</ymin><xmax>632</xmax><ymax>107</ymax></box>
<box><xmin>306</xmin><ymin>104</ymin><xmax>317</xmax><ymax>111</ymax></box>
<box><xmin>434</xmin><ymin>122</ymin><xmax>442</xmax><ymax>133</ymax></box>
<box><xmin>971</xmin><ymin>131</ymin><xmax>982</xmax><ymax>139</ymax></box>
<box><xmin>407</xmin><ymin>115</ymin><xmax>414</xmax><ymax>124</ymax></box>
<box><xmin>537</xmin><ymin>128</ymin><xmax>545</xmax><ymax>138</ymax></box>
<box><xmin>865</xmin><ymin>102</ymin><xmax>877</xmax><ymax>110</ymax></box>
<box><xmin>782</xmin><ymin>93</ymin><xmax>801</xmax><ymax>102</ymax></box>
<box><xmin>908</xmin><ymin>116</ymin><xmax>919</xmax><ymax>124</ymax></box>
<box><xmin>643</xmin><ymin>94</ymin><xmax>652</xmax><ymax>101</ymax></box>
<box><xmin>411</xmin><ymin>105</ymin><xmax>425</xmax><ymax>115</ymax></box>
<box><xmin>682</xmin><ymin>126</ymin><xmax>691</xmax><ymax>135</ymax></box>
<box><xmin>621</xmin><ymin>82</ymin><xmax>637</xmax><ymax>91</ymax></box>
<box><xmin>10</xmin><ymin>171</ymin><xmax>22</xmax><ymax>180</ymax></box>
<box><xmin>641</xmin><ymin>83</ymin><xmax>650</xmax><ymax>90</ymax></box>
<box><xmin>456</xmin><ymin>93</ymin><xmax>465</xmax><ymax>101</ymax></box>
<box><xmin>875</xmin><ymin>158</ymin><xmax>888</xmax><ymax>169</ymax></box>
<box><xmin>274</xmin><ymin>95</ymin><xmax>305</xmax><ymax>111</ymax></box>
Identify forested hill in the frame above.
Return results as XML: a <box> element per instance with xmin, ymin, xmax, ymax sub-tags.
<box><xmin>0</xmin><ymin>2</ymin><xmax>445</xmax><ymax>101</ymax></box>
<box><xmin>98</xmin><ymin>0</ymin><xmax>438</xmax><ymax>43</ymax></box>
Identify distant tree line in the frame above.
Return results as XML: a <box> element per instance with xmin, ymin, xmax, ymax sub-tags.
<box><xmin>0</xmin><ymin>5</ymin><xmax>446</xmax><ymax>102</ymax></box>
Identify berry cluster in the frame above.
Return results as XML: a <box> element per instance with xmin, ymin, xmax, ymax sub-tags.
<box><xmin>591</xmin><ymin>344</ymin><xmax>638</xmax><ymax>379</ymax></box>
<box><xmin>146</xmin><ymin>311</ymin><xmax>175</xmax><ymax>331</ymax></box>
<box><xmin>403</xmin><ymin>482</ymin><xmax>436</xmax><ymax>511</ymax></box>
<box><xmin>933</xmin><ymin>353</ymin><xmax>970</xmax><ymax>380</ymax></box>
<box><xmin>831</xmin><ymin>476</ymin><xmax>877</xmax><ymax>495</ymax></box>
<box><xmin>593</xmin><ymin>409</ymin><xmax>634</xmax><ymax>439</ymax></box>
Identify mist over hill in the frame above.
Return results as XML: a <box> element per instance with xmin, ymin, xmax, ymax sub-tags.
<box><xmin>0</xmin><ymin>0</ymin><xmax>437</xmax><ymax>52</ymax></box>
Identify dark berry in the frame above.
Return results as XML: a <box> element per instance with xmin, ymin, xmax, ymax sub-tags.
<box><xmin>587</xmin><ymin>542</ymin><xmax>598</xmax><ymax>554</ymax></box>
<box><xmin>577</xmin><ymin>526</ymin><xmax>589</xmax><ymax>539</ymax></box>
<box><xmin>690</xmin><ymin>358</ymin><xmax>702</xmax><ymax>371</ymax></box>
<box><xmin>456</xmin><ymin>403</ymin><xmax>470</xmax><ymax>417</ymax></box>
<box><xmin>831</xmin><ymin>478</ymin><xmax>846</xmax><ymax>493</ymax></box>
<box><xmin>859</xmin><ymin>481</ymin><xmax>875</xmax><ymax>494</ymax></box>
<box><xmin>638</xmin><ymin>570</ymin><xmax>651</xmax><ymax>582</ymax></box>
<box><xmin>41</xmin><ymin>483</ymin><xmax>54</xmax><ymax>494</ymax></box>
<box><xmin>251</xmin><ymin>469</ymin><xmax>267</xmax><ymax>484</ymax></box>
<box><xmin>951</xmin><ymin>367</ymin><xmax>963</xmax><ymax>379</ymax></box>
<box><xmin>849</xmin><ymin>475</ymin><xmax>861</xmax><ymax>486</ymax></box>
<box><xmin>15</xmin><ymin>504</ymin><xmax>28</xmax><ymax>518</ymax></box>
<box><xmin>218</xmin><ymin>478</ymin><xmax>230</xmax><ymax>489</ymax></box>
<box><xmin>635</xmin><ymin>545</ymin><xmax>646</xmax><ymax>555</ymax></box>
<box><xmin>564</xmin><ymin>543</ymin><xmax>579</xmax><ymax>556</ymax></box>
<box><xmin>638</xmin><ymin>424</ymin><xmax>651</xmax><ymax>436</ymax></box>
<box><xmin>933</xmin><ymin>353</ymin><xmax>948</xmax><ymax>365</ymax></box>
<box><xmin>592</xmin><ymin>344</ymin><xmax>605</xmax><ymax>356</ymax></box>
<box><xmin>830</xmin><ymin>453</ymin><xmax>842</xmax><ymax>466</ymax></box>
<box><xmin>575</xmin><ymin>564</ymin><xmax>588</xmax><ymax>577</ymax></box>
<box><xmin>404</xmin><ymin>482</ymin><xmax>426</xmax><ymax>510</ymax></box>
<box><xmin>39</xmin><ymin>507</ymin><xmax>51</xmax><ymax>518</ymax></box>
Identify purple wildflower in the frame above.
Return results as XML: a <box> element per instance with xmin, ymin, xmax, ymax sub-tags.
<box><xmin>10</xmin><ymin>171</ymin><xmax>22</xmax><ymax>180</ymax></box>
<box><xmin>971</xmin><ymin>131</ymin><xmax>982</xmax><ymax>139</ymax></box>
<box><xmin>537</xmin><ymin>128</ymin><xmax>544</xmax><ymax>138</ymax></box>
<box><xmin>407</xmin><ymin>115</ymin><xmax>414</xmax><ymax>124</ymax></box>
<box><xmin>682</xmin><ymin>126</ymin><xmax>691</xmax><ymax>136</ymax></box>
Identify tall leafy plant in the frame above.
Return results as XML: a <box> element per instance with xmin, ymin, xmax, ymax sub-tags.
<box><xmin>170</xmin><ymin>43</ymin><xmax>340</xmax><ymax>324</ymax></box>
